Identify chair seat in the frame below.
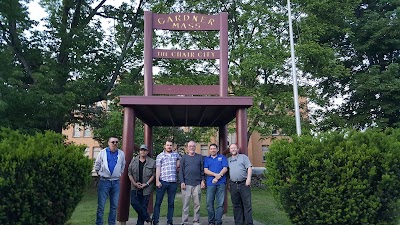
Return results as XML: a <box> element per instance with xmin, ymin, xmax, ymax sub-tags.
<box><xmin>120</xmin><ymin>96</ymin><xmax>253</xmax><ymax>127</ymax></box>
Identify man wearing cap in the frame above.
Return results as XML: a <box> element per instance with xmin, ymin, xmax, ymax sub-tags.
<box><xmin>128</xmin><ymin>144</ymin><xmax>156</xmax><ymax>225</ymax></box>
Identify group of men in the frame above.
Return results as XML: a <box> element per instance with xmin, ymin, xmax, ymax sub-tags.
<box><xmin>94</xmin><ymin>137</ymin><xmax>253</xmax><ymax>225</ymax></box>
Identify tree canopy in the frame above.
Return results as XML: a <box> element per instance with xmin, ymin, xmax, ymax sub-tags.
<box><xmin>146</xmin><ymin>0</ymin><xmax>312</xmax><ymax>139</ymax></box>
<box><xmin>1</xmin><ymin>0</ymin><xmax>399</xmax><ymax>139</ymax></box>
<box><xmin>0</xmin><ymin>0</ymin><xmax>145</xmax><ymax>133</ymax></box>
<box><xmin>296</xmin><ymin>0</ymin><xmax>400</xmax><ymax>130</ymax></box>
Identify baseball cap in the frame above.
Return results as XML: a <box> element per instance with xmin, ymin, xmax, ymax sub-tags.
<box><xmin>140</xmin><ymin>144</ymin><xmax>148</xmax><ymax>150</ymax></box>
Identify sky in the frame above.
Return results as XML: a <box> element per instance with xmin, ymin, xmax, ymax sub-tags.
<box><xmin>27</xmin><ymin>0</ymin><xmax>45</xmax><ymax>21</ymax></box>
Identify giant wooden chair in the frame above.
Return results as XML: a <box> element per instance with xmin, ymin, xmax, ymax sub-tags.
<box><xmin>117</xmin><ymin>11</ymin><xmax>253</xmax><ymax>224</ymax></box>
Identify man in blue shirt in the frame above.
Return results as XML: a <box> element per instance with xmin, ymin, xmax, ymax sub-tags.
<box><xmin>94</xmin><ymin>137</ymin><xmax>126</xmax><ymax>225</ymax></box>
<box><xmin>204</xmin><ymin>143</ymin><xmax>228</xmax><ymax>225</ymax></box>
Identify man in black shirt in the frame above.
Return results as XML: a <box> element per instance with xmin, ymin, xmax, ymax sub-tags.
<box><xmin>179</xmin><ymin>141</ymin><xmax>205</xmax><ymax>225</ymax></box>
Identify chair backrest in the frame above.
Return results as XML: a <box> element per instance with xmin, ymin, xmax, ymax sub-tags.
<box><xmin>143</xmin><ymin>11</ymin><xmax>229</xmax><ymax>97</ymax></box>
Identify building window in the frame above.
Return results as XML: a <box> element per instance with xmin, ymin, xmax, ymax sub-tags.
<box><xmin>73</xmin><ymin>123</ymin><xmax>81</xmax><ymax>137</ymax></box>
<box><xmin>84</xmin><ymin>147</ymin><xmax>90</xmax><ymax>157</ymax></box>
<box><xmin>96</xmin><ymin>101</ymin><xmax>103</xmax><ymax>108</ymax></box>
<box><xmin>93</xmin><ymin>147</ymin><xmax>102</xmax><ymax>159</ymax></box>
<box><xmin>177</xmin><ymin>145</ymin><xmax>185</xmax><ymax>155</ymax></box>
<box><xmin>84</xmin><ymin>126</ymin><xmax>91</xmax><ymax>137</ymax></box>
<box><xmin>201</xmin><ymin>145</ymin><xmax>208</xmax><ymax>156</ymax></box>
<box><xmin>262</xmin><ymin>145</ymin><xmax>270</xmax><ymax>162</ymax></box>
<box><xmin>227</xmin><ymin>132</ymin><xmax>236</xmax><ymax>146</ymax></box>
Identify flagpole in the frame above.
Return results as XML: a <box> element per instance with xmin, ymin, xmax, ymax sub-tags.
<box><xmin>287</xmin><ymin>0</ymin><xmax>302</xmax><ymax>135</ymax></box>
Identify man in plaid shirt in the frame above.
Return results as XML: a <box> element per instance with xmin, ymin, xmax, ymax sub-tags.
<box><xmin>152</xmin><ymin>140</ymin><xmax>181</xmax><ymax>225</ymax></box>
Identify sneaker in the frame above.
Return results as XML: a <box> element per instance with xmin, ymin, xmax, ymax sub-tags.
<box><xmin>193</xmin><ymin>221</ymin><xmax>200</xmax><ymax>225</ymax></box>
<box><xmin>208</xmin><ymin>223</ymin><xmax>215</xmax><ymax>225</ymax></box>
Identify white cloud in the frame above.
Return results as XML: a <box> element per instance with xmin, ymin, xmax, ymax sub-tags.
<box><xmin>27</xmin><ymin>0</ymin><xmax>47</xmax><ymax>21</ymax></box>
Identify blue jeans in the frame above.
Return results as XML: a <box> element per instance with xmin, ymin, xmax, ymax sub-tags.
<box><xmin>206</xmin><ymin>184</ymin><xmax>225</xmax><ymax>224</ymax></box>
<box><xmin>152</xmin><ymin>180</ymin><xmax>178</xmax><ymax>224</ymax></box>
<box><xmin>96</xmin><ymin>179</ymin><xmax>120</xmax><ymax>225</ymax></box>
<box><xmin>131</xmin><ymin>190</ymin><xmax>150</xmax><ymax>225</ymax></box>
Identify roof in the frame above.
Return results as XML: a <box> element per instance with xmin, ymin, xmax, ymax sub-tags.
<box><xmin>119</xmin><ymin>96</ymin><xmax>253</xmax><ymax>127</ymax></box>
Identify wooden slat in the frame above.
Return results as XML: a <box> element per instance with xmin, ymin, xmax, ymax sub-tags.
<box><xmin>152</xmin><ymin>13</ymin><xmax>220</xmax><ymax>31</ymax></box>
<box><xmin>153</xmin><ymin>49</ymin><xmax>219</xmax><ymax>59</ymax></box>
<box><xmin>119</xmin><ymin>96</ymin><xmax>254</xmax><ymax>107</ymax></box>
<box><xmin>153</xmin><ymin>85</ymin><xmax>220</xmax><ymax>95</ymax></box>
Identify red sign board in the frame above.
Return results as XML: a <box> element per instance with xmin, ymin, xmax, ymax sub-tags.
<box><xmin>153</xmin><ymin>49</ymin><xmax>220</xmax><ymax>59</ymax></box>
<box><xmin>152</xmin><ymin>13</ymin><xmax>220</xmax><ymax>30</ymax></box>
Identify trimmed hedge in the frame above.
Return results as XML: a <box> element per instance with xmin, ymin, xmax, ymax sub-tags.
<box><xmin>0</xmin><ymin>128</ymin><xmax>93</xmax><ymax>225</ymax></box>
<box><xmin>266</xmin><ymin>129</ymin><xmax>400</xmax><ymax>225</ymax></box>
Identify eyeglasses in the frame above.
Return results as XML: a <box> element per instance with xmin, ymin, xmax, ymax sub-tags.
<box><xmin>111</xmin><ymin>141</ymin><xmax>119</xmax><ymax>144</ymax></box>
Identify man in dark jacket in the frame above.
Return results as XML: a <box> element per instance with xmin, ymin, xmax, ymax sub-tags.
<box><xmin>128</xmin><ymin>144</ymin><xmax>156</xmax><ymax>225</ymax></box>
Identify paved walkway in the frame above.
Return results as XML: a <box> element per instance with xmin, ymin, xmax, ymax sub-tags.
<box><xmin>122</xmin><ymin>216</ymin><xmax>265</xmax><ymax>225</ymax></box>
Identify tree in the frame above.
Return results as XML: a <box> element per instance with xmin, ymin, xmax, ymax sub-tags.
<box><xmin>0</xmin><ymin>0</ymin><xmax>146</xmax><ymax>133</ymax></box>
<box><xmin>145</xmin><ymin>0</ymin><xmax>312</xmax><ymax>139</ymax></box>
<box><xmin>266</xmin><ymin>128</ymin><xmax>400</xmax><ymax>224</ymax></box>
<box><xmin>295</xmin><ymin>0</ymin><xmax>400</xmax><ymax>130</ymax></box>
<box><xmin>0</xmin><ymin>128</ymin><xmax>93</xmax><ymax>224</ymax></box>
<box><xmin>1</xmin><ymin>0</ymin><xmax>316</xmax><ymax>142</ymax></box>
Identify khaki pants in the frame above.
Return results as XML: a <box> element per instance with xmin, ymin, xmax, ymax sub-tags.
<box><xmin>181</xmin><ymin>184</ymin><xmax>201</xmax><ymax>224</ymax></box>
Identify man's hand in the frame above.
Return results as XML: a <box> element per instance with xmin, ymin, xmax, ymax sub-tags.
<box><xmin>138</xmin><ymin>183</ymin><xmax>148</xmax><ymax>189</ymax></box>
<box><xmin>245</xmin><ymin>178</ymin><xmax>251</xmax><ymax>187</ymax></box>
<box><xmin>132</xmin><ymin>181</ymin><xmax>141</xmax><ymax>189</ymax></box>
<box><xmin>181</xmin><ymin>183</ymin><xmax>186</xmax><ymax>190</ymax></box>
<box><xmin>156</xmin><ymin>181</ymin><xmax>162</xmax><ymax>188</ymax></box>
<box><xmin>201</xmin><ymin>180</ymin><xmax>206</xmax><ymax>189</ymax></box>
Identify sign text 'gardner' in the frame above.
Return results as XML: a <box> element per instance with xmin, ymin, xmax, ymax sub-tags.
<box><xmin>153</xmin><ymin>13</ymin><xmax>220</xmax><ymax>30</ymax></box>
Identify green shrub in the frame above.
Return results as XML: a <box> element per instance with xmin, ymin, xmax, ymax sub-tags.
<box><xmin>266</xmin><ymin>129</ymin><xmax>400</xmax><ymax>225</ymax></box>
<box><xmin>0</xmin><ymin>128</ymin><xmax>93</xmax><ymax>225</ymax></box>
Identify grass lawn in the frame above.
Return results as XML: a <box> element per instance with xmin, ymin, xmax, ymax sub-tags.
<box><xmin>67</xmin><ymin>187</ymin><xmax>291</xmax><ymax>225</ymax></box>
